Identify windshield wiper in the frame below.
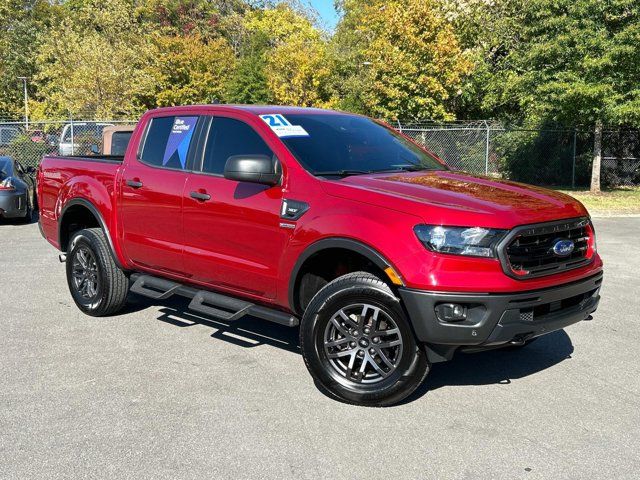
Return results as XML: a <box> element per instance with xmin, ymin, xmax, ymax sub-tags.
<box><xmin>313</xmin><ymin>169</ymin><xmax>372</xmax><ymax>177</ymax></box>
<box><xmin>374</xmin><ymin>164</ymin><xmax>430</xmax><ymax>173</ymax></box>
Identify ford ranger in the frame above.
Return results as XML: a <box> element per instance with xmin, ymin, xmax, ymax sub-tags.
<box><xmin>37</xmin><ymin>105</ymin><xmax>603</xmax><ymax>406</ymax></box>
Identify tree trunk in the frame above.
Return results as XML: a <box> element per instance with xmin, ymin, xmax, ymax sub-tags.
<box><xmin>590</xmin><ymin>120</ymin><xmax>603</xmax><ymax>193</ymax></box>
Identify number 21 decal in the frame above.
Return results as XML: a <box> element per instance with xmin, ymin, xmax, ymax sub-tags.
<box><xmin>259</xmin><ymin>114</ymin><xmax>291</xmax><ymax>127</ymax></box>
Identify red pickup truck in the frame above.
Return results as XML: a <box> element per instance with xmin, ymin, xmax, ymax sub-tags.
<box><xmin>37</xmin><ymin>105</ymin><xmax>603</xmax><ymax>406</ymax></box>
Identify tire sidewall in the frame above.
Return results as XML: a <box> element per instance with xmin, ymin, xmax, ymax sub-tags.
<box><xmin>66</xmin><ymin>231</ymin><xmax>107</xmax><ymax>313</ymax></box>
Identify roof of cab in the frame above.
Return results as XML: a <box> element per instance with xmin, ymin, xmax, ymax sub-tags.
<box><xmin>148</xmin><ymin>104</ymin><xmax>351</xmax><ymax>117</ymax></box>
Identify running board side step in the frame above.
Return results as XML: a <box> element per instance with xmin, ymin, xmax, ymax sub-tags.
<box><xmin>129</xmin><ymin>274</ymin><xmax>298</xmax><ymax>327</ymax></box>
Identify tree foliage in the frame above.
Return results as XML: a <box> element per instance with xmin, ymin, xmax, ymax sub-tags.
<box><xmin>0</xmin><ymin>0</ymin><xmax>637</xmax><ymax>141</ymax></box>
<box><xmin>0</xmin><ymin>0</ymin><xmax>59</xmax><ymax>118</ymax></box>
<box><xmin>244</xmin><ymin>4</ymin><xmax>336</xmax><ymax>107</ymax></box>
<box><xmin>332</xmin><ymin>0</ymin><xmax>473</xmax><ymax>120</ymax></box>
<box><xmin>480</xmin><ymin>0</ymin><xmax>640</xmax><ymax>128</ymax></box>
<box><xmin>144</xmin><ymin>34</ymin><xmax>236</xmax><ymax>108</ymax></box>
<box><xmin>35</xmin><ymin>0</ymin><xmax>154</xmax><ymax>117</ymax></box>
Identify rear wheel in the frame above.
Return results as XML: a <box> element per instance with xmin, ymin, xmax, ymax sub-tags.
<box><xmin>66</xmin><ymin>228</ymin><xmax>129</xmax><ymax>316</ymax></box>
<box><xmin>300</xmin><ymin>272</ymin><xmax>429</xmax><ymax>406</ymax></box>
<box><xmin>21</xmin><ymin>193</ymin><xmax>32</xmax><ymax>223</ymax></box>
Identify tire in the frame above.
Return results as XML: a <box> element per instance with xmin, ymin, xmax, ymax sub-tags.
<box><xmin>21</xmin><ymin>193</ymin><xmax>32</xmax><ymax>223</ymax></box>
<box><xmin>300</xmin><ymin>272</ymin><xmax>430</xmax><ymax>407</ymax></box>
<box><xmin>66</xmin><ymin>228</ymin><xmax>129</xmax><ymax>316</ymax></box>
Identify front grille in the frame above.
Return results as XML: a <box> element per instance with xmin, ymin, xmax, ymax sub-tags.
<box><xmin>502</xmin><ymin>218</ymin><xmax>594</xmax><ymax>278</ymax></box>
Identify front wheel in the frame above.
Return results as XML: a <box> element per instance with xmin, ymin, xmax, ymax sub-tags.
<box><xmin>66</xmin><ymin>228</ymin><xmax>129</xmax><ymax>316</ymax></box>
<box><xmin>300</xmin><ymin>272</ymin><xmax>429</xmax><ymax>406</ymax></box>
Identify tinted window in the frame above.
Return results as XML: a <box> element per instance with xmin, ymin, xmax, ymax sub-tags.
<box><xmin>202</xmin><ymin>117</ymin><xmax>272</xmax><ymax>174</ymax></box>
<box><xmin>140</xmin><ymin>116</ymin><xmax>198</xmax><ymax>169</ymax></box>
<box><xmin>279</xmin><ymin>114</ymin><xmax>445</xmax><ymax>175</ymax></box>
<box><xmin>111</xmin><ymin>131</ymin><xmax>132</xmax><ymax>156</ymax></box>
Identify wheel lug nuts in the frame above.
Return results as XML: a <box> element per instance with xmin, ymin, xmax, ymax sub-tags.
<box><xmin>357</xmin><ymin>350</ymin><xmax>364</xmax><ymax>357</ymax></box>
<box><xmin>363</xmin><ymin>327</ymin><xmax>370</xmax><ymax>334</ymax></box>
<box><xmin>349</xmin><ymin>341</ymin><xmax>356</xmax><ymax>348</ymax></box>
<box><xmin>373</xmin><ymin>337</ymin><xmax>380</xmax><ymax>343</ymax></box>
<box><xmin>353</xmin><ymin>330</ymin><xmax>359</xmax><ymax>336</ymax></box>
<box><xmin>369</xmin><ymin>348</ymin><xmax>375</xmax><ymax>355</ymax></box>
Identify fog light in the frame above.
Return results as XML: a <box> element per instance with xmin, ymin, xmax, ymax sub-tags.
<box><xmin>436</xmin><ymin>303</ymin><xmax>468</xmax><ymax>322</ymax></box>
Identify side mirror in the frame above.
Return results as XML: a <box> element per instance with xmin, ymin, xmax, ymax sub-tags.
<box><xmin>90</xmin><ymin>144</ymin><xmax>100</xmax><ymax>155</ymax></box>
<box><xmin>223</xmin><ymin>155</ymin><xmax>281</xmax><ymax>186</ymax></box>
<box><xmin>27</xmin><ymin>166</ymin><xmax>36</xmax><ymax>174</ymax></box>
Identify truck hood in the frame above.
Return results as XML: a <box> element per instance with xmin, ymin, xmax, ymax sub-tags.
<box><xmin>321</xmin><ymin>170</ymin><xmax>588</xmax><ymax>229</ymax></box>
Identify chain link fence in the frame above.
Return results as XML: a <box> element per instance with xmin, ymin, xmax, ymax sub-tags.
<box><xmin>398</xmin><ymin>121</ymin><xmax>640</xmax><ymax>188</ymax></box>
<box><xmin>0</xmin><ymin>118</ymin><xmax>136</xmax><ymax>169</ymax></box>
<box><xmin>1</xmin><ymin>115</ymin><xmax>638</xmax><ymax>188</ymax></box>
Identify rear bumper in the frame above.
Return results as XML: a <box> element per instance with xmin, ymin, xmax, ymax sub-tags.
<box><xmin>398</xmin><ymin>272</ymin><xmax>602</xmax><ymax>349</ymax></box>
<box><xmin>0</xmin><ymin>191</ymin><xmax>27</xmax><ymax>218</ymax></box>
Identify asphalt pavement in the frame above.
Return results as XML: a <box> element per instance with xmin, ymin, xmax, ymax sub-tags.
<box><xmin>1</xmin><ymin>216</ymin><xmax>639</xmax><ymax>479</ymax></box>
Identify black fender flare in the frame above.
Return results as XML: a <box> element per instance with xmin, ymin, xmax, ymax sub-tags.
<box><xmin>287</xmin><ymin>237</ymin><xmax>395</xmax><ymax>313</ymax></box>
<box><xmin>58</xmin><ymin>198</ymin><xmax>124</xmax><ymax>269</ymax></box>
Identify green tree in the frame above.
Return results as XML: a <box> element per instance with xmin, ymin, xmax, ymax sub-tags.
<box><xmin>482</xmin><ymin>0</ymin><xmax>640</xmax><ymax>191</ymax></box>
<box><xmin>0</xmin><ymin>0</ymin><xmax>59</xmax><ymax>118</ymax></box>
<box><xmin>332</xmin><ymin>0</ymin><xmax>473</xmax><ymax>120</ymax></box>
<box><xmin>144</xmin><ymin>34</ymin><xmax>237</xmax><ymax>107</ymax></box>
<box><xmin>245</xmin><ymin>3</ymin><xmax>336</xmax><ymax>107</ymax></box>
<box><xmin>227</xmin><ymin>31</ymin><xmax>273</xmax><ymax>104</ymax></box>
<box><xmin>35</xmin><ymin>0</ymin><xmax>154</xmax><ymax>118</ymax></box>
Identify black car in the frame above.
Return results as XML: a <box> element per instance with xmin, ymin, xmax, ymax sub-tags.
<box><xmin>0</xmin><ymin>156</ymin><xmax>36</xmax><ymax>221</ymax></box>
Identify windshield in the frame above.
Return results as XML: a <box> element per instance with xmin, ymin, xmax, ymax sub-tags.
<box><xmin>277</xmin><ymin>114</ymin><xmax>446</xmax><ymax>176</ymax></box>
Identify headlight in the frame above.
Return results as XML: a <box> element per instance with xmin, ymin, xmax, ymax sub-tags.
<box><xmin>414</xmin><ymin>225</ymin><xmax>507</xmax><ymax>258</ymax></box>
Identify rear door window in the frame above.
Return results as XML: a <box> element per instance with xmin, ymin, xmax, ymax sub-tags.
<box><xmin>140</xmin><ymin>116</ymin><xmax>199</xmax><ymax>170</ymax></box>
<box><xmin>201</xmin><ymin>117</ymin><xmax>273</xmax><ymax>175</ymax></box>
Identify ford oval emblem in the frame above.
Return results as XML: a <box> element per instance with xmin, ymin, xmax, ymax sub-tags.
<box><xmin>552</xmin><ymin>239</ymin><xmax>575</xmax><ymax>257</ymax></box>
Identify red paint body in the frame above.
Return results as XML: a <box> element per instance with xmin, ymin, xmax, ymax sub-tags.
<box><xmin>37</xmin><ymin>105</ymin><xmax>603</xmax><ymax>312</ymax></box>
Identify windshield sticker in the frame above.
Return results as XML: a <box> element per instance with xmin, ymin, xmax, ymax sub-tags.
<box><xmin>259</xmin><ymin>114</ymin><xmax>309</xmax><ymax>138</ymax></box>
<box><xmin>162</xmin><ymin>116</ymin><xmax>198</xmax><ymax>168</ymax></box>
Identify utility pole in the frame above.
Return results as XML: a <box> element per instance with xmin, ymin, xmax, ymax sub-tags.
<box><xmin>571</xmin><ymin>129</ymin><xmax>577</xmax><ymax>189</ymax></box>
<box><xmin>17</xmin><ymin>77</ymin><xmax>29</xmax><ymax>130</ymax></box>
<box><xmin>591</xmin><ymin>121</ymin><xmax>602</xmax><ymax>193</ymax></box>
<box><xmin>484</xmin><ymin>120</ymin><xmax>490</xmax><ymax>175</ymax></box>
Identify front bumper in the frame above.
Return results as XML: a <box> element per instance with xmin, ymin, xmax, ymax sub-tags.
<box><xmin>0</xmin><ymin>190</ymin><xmax>27</xmax><ymax>218</ymax></box>
<box><xmin>399</xmin><ymin>272</ymin><xmax>602</xmax><ymax>350</ymax></box>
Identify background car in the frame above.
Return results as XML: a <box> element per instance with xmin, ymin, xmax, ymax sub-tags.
<box><xmin>29</xmin><ymin>129</ymin><xmax>46</xmax><ymax>143</ymax></box>
<box><xmin>0</xmin><ymin>125</ymin><xmax>22</xmax><ymax>147</ymax></box>
<box><xmin>0</xmin><ymin>156</ymin><xmax>36</xmax><ymax>221</ymax></box>
<box><xmin>58</xmin><ymin>122</ymin><xmax>113</xmax><ymax>156</ymax></box>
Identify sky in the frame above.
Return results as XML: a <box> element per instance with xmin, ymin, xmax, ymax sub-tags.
<box><xmin>308</xmin><ymin>0</ymin><xmax>340</xmax><ymax>30</ymax></box>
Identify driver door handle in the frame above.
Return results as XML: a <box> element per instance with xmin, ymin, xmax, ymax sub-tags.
<box><xmin>190</xmin><ymin>190</ymin><xmax>211</xmax><ymax>201</ymax></box>
<box><xmin>125</xmin><ymin>179</ymin><xmax>143</xmax><ymax>189</ymax></box>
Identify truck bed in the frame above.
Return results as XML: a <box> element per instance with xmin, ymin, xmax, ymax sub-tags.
<box><xmin>38</xmin><ymin>154</ymin><xmax>123</xmax><ymax>250</ymax></box>
<box><xmin>43</xmin><ymin>154</ymin><xmax>124</xmax><ymax>164</ymax></box>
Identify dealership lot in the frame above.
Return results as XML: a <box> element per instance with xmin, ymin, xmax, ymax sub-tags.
<box><xmin>1</xmin><ymin>217</ymin><xmax>639</xmax><ymax>480</ymax></box>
